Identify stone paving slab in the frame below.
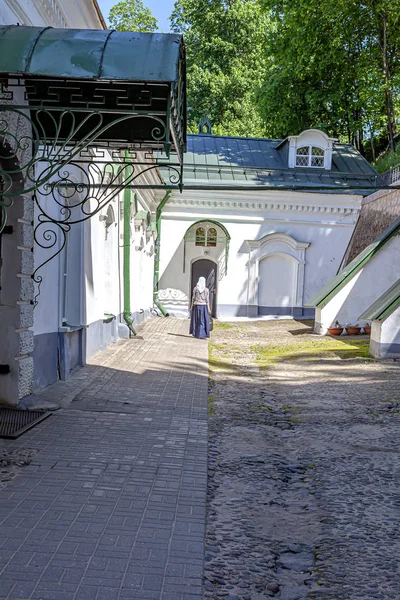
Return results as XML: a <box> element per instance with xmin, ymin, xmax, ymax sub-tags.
<box><xmin>0</xmin><ymin>318</ymin><xmax>208</xmax><ymax>600</ymax></box>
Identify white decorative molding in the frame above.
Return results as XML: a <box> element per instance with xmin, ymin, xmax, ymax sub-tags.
<box><xmin>166</xmin><ymin>197</ymin><xmax>360</xmax><ymax>216</ymax></box>
<box><xmin>246</xmin><ymin>232</ymin><xmax>310</xmax><ymax>309</ymax></box>
<box><xmin>36</xmin><ymin>0</ymin><xmax>67</xmax><ymax>27</ymax></box>
<box><xmin>3</xmin><ymin>0</ymin><xmax>33</xmax><ymax>25</ymax></box>
<box><xmin>158</xmin><ymin>288</ymin><xmax>189</xmax><ymax>303</ymax></box>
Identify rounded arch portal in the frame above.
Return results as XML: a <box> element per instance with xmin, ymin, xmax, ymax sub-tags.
<box><xmin>183</xmin><ymin>219</ymin><xmax>230</xmax><ymax>275</ymax></box>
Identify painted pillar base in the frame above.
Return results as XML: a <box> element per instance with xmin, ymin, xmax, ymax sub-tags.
<box><xmin>118</xmin><ymin>322</ymin><xmax>130</xmax><ymax>339</ymax></box>
<box><xmin>58</xmin><ymin>329</ymin><xmax>86</xmax><ymax>381</ymax></box>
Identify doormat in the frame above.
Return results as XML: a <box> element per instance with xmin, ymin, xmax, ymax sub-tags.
<box><xmin>0</xmin><ymin>408</ymin><xmax>51</xmax><ymax>439</ymax></box>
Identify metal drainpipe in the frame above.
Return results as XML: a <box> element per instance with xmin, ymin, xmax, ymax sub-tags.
<box><xmin>123</xmin><ymin>154</ymin><xmax>137</xmax><ymax>337</ymax></box>
<box><xmin>153</xmin><ymin>190</ymin><xmax>172</xmax><ymax>316</ymax></box>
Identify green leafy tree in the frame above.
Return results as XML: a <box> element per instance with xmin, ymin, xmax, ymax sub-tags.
<box><xmin>109</xmin><ymin>0</ymin><xmax>158</xmax><ymax>33</ymax></box>
<box><xmin>260</xmin><ymin>0</ymin><xmax>400</xmax><ymax>154</ymax></box>
<box><xmin>170</xmin><ymin>0</ymin><xmax>270</xmax><ymax>137</ymax></box>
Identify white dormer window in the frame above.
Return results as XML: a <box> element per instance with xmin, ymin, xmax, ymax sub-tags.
<box><xmin>296</xmin><ymin>145</ymin><xmax>325</xmax><ymax>168</ymax></box>
<box><xmin>285</xmin><ymin>130</ymin><xmax>337</xmax><ymax>170</ymax></box>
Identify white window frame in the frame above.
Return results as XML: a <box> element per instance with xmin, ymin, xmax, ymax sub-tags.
<box><xmin>295</xmin><ymin>145</ymin><xmax>325</xmax><ymax>168</ymax></box>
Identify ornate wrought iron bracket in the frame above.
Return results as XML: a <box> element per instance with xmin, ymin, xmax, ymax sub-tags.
<box><xmin>0</xmin><ymin>101</ymin><xmax>183</xmax><ymax>303</ymax></box>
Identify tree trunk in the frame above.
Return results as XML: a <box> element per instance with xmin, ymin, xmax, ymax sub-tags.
<box><xmin>379</xmin><ymin>12</ymin><xmax>396</xmax><ymax>152</ymax></box>
<box><xmin>369</xmin><ymin>123</ymin><xmax>376</xmax><ymax>163</ymax></box>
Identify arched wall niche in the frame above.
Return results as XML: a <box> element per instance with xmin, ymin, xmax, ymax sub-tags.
<box><xmin>246</xmin><ymin>232</ymin><xmax>310</xmax><ymax>317</ymax></box>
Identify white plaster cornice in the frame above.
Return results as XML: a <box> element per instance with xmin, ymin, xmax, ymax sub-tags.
<box><xmin>162</xmin><ymin>212</ymin><xmax>356</xmax><ymax>228</ymax></box>
<box><xmin>3</xmin><ymin>0</ymin><xmax>34</xmax><ymax>24</ymax></box>
<box><xmin>36</xmin><ymin>0</ymin><xmax>67</xmax><ymax>27</ymax></box>
<box><xmin>166</xmin><ymin>196</ymin><xmax>360</xmax><ymax>216</ymax></box>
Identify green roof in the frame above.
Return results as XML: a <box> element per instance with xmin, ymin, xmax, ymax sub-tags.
<box><xmin>159</xmin><ymin>133</ymin><xmax>378</xmax><ymax>192</ymax></box>
<box><xmin>306</xmin><ymin>216</ymin><xmax>400</xmax><ymax>308</ymax></box>
<box><xmin>0</xmin><ymin>25</ymin><xmax>182</xmax><ymax>82</ymax></box>
<box><xmin>359</xmin><ymin>279</ymin><xmax>400</xmax><ymax>321</ymax></box>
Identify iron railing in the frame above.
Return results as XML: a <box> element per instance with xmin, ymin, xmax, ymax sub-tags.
<box><xmin>376</xmin><ymin>163</ymin><xmax>400</xmax><ymax>187</ymax></box>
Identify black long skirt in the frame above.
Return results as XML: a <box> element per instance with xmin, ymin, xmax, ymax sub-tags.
<box><xmin>189</xmin><ymin>305</ymin><xmax>210</xmax><ymax>339</ymax></box>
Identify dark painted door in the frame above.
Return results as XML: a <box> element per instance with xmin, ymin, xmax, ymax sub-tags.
<box><xmin>191</xmin><ymin>259</ymin><xmax>217</xmax><ymax>317</ymax></box>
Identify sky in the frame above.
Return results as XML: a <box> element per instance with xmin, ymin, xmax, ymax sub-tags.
<box><xmin>97</xmin><ymin>0</ymin><xmax>176</xmax><ymax>32</ymax></box>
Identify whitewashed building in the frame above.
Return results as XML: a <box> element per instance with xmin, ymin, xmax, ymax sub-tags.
<box><xmin>157</xmin><ymin>129</ymin><xmax>377</xmax><ymax>319</ymax></box>
<box><xmin>0</xmin><ymin>1</ymin><xmax>186</xmax><ymax>403</ymax></box>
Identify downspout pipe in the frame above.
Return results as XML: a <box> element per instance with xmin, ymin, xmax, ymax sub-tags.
<box><xmin>123</xmin><ymin>153</ymin><xmax>137</xmax><ymax>337</ymax></box>
<box><xmin>153</xmin><ymin>190</ymin><xmax>172</xmax><ymax>316</ymax></box>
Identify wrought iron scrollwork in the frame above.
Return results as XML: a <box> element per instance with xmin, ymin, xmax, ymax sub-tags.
<box><xmin>0</xmin><ymin>99</ymin><xmax>184</xmax><ymax>235</ymax></box>
<box><xmin>31</xmin><ymin>159</ymin><xmax>183</xmax><ymax>303</ymax></box>
<box><xmin>0</xmin><ymin>107</ymin><xmax>169</xmax><ymax>199</ymax></box>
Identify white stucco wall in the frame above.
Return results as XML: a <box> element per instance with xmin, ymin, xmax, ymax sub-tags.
<box><xmin>317</xmin><ymin>234</ymin><xmax>400</xmax><ymax>333</ymax></box>
<box><xmin>158</xmin><ymin>189</ymin><xmax>361</xmax><ymax>318</ymax></box>
<box><xmin>370</xmin><ymin>309</ymin><xmax>400</xmax><ymax>358</ymax></box>
<box><xmin>381</xmin><ymin>309</ymin><xmax>400</xmax><ymax>351</ymax></box>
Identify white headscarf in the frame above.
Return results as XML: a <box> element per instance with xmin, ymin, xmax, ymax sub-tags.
<box><xmin>197</xmin><ymin>276</ymin><xmax>206</xmax><ymax>293</ymax></box>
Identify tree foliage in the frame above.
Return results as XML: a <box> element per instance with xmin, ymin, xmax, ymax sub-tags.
<box><xmin>259</xmin><ymin>0</ymin><xmax>400</xmax><ymax>155</ymax></box>
<box><xmin>171</xmin><ymin>0</ymin><xmax>400</xmax><ymax>162</ymax></box>
<box><xmin>170</xmin><ymin>0</ymin><xmax>269</xmax><ymax>137</ymax></box>
<box><xmin>109</xmin><ymin>0</ymin><xmax>158</xmax><ymax>33</ymax></box>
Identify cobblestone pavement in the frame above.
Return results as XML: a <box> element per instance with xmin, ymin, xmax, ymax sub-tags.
<box><xmin>206</xmin><ymin>320</ymin><xmax>400</xmax><ymax>600</ymax></box>
<box><xmin>0</xmin><ymin>317</ymin><xmax>207</xmax><ymax>600</ymax></box>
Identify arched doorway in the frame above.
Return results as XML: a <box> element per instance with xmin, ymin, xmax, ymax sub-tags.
<box><xmin>191</xmin><ymin>259</ymin><xmax>217</xmax><ymax>317</ymax></box>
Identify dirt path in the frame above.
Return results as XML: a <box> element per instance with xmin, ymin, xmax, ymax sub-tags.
<box><xmin>205</xmin><ymin>319</ymin><xmax>400</xmax><ymax>600</ymax></box>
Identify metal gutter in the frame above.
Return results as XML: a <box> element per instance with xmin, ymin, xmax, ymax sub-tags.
<box><xmin>83</xmin><ymin>183</ymin><xmax>400</xmax><ymax>193</ymax></box>
<box><xmin>153</xmin><ymin>190</ymin><xmax>172</xmax><ymax>316</ymax></box>
<box><xmin>123</xmin><ymin>154</ymin><xmax>137</xmax><ymax>337</ymax></box>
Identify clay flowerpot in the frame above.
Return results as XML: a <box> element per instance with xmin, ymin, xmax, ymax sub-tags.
<box><xmin>363</xmin><ymin>326</ymin><xmax>371</xmax><ymax>335</ymax></box>
<box><xmin>345</xmin><ymin>326</ymin><xmax>361</xmax><ymax>335</ymax></box>
<box><xmin>327</xmin><ymin>327</ymin><xmax>344</xmax><ymax>336</ymax></box>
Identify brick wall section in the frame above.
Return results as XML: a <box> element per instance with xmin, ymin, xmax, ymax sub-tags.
<box><xmin>343</xmin><ymin>188</ymin><xmax>400</xmax><ymax>266</ymax></box>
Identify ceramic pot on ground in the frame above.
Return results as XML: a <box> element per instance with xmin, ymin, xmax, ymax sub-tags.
<box><xmin>345</xmin><ymin>326</ymin><xmax>361</xmax><ymax>335</ymax></box>
<box><xmin>327</xmin><ymin>327</ymin><xmax>344</xmax><ymax>336</ymax></box>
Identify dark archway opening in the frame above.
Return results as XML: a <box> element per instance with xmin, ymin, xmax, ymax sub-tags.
<box><xmin>191</xmin><ymin>259</ymin><xmax>217</xmax><ymax>317</ymax></box>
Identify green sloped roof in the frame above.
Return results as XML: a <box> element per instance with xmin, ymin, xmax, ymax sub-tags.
<box><xmin>305</xmin><ymin>216</ymin><xmax>400</xmax><ymax>308</ymax></box>
<box><xmin>0</xmin><ymin>25</ymin><xmax>182</xmax><ymax>82</ymax></box>
<box><xmin>159</xmin><ymin>133</ymin><xmax>378</xmax><ymax>191</ymax></box>
<box><xmin>359</xmin><ymin>279</ymin><xmax>400</xmax><ymax>321</ymax></box>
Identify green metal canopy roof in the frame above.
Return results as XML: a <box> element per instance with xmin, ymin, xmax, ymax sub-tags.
<box><xmin>0</xmin><ymin>25</ymin><xmax>186</xmax><ymax>159</ymax></box>
<box><xmin>359</xmin><ymin>279</ymin><xmax>400</xmax><ymax>322</ymax></box>
<box><xmin>0</xmin><ymin>25</ymin><xmax>183</xmax><ymax>82</ymax></box>
<box><xmin>305</xmin><ymin>216</ymin><xmax>400</xmax><ymax>308</ymax></box>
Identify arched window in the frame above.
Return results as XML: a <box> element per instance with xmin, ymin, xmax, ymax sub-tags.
<box><xmin>296</xmin><ymin>146</ymin><xmax>325</xmax><ymax>168</ymax></box>
<box><xmin>207</xmin><ymin>227</ymin><xmax>217</xmax><ymax>247</ymax></box>
<box><xmin>195</xmin><ymin>227</ymin><xmax>206</xmax><ymax>246</ymax></box>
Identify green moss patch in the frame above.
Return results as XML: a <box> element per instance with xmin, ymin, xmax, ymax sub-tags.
<box><xmin>252</xmin><ymin>338</ymin><xmax>372</xmax><ymax>367</ymax></box>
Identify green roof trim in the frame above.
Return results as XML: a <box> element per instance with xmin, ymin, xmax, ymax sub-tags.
<box><xmin>359</xmin><ymin>279</ymin><xmax>400</xmax><ymax>322</ymax></box>
<box><xmin>305</xmin><ymin>216</ymin><xmax>400</xmax><ymax>308</ymax></box>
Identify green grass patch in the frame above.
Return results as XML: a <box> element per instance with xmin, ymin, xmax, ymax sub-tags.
<box><xmin>208</xmin><ymin>394</ymin><xmax>215</xmax><ymax>416</ymax></box>
<box><xmin>373</xmin><ymin>144</ymin><xmax>400</xmax><ymax>174</ymax></box>
<box><xmin>209</xmin><ymin>342</ymin><xmax>233</xmax><ymax>372</ymax></box>
<box><xmin>214</xmin><ymin>322</ymin><xmax>234</xmax><ymax>329</ymax></box>
<box><xmin>252</xmin><ymin>338</ymin><xmax>372</xmax><ymax>366</ymax></box>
